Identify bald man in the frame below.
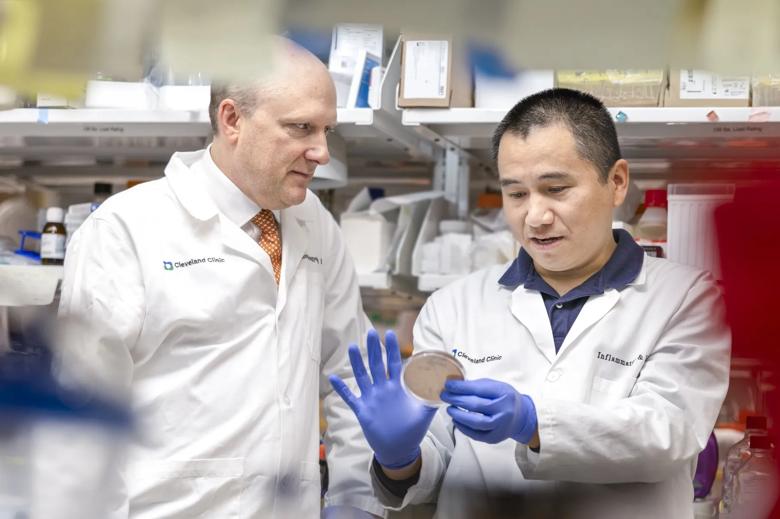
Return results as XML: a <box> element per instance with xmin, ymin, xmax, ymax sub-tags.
<box><xmin>58</xmin><ymin>39</ymin><xmax>383</xmax><ymax>518</ymax></box>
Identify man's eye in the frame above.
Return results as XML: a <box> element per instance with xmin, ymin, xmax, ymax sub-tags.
<box><xmin>293</xmin><ymin>123</ymin><xmax>310</xmax><ymax>131</ymax></box>
<box><xmin>508</xmin><ymin>192</ymin><xmax>527</xmax><ymax>199</ymax></box>
<box><xmin>548</xmin><ymin>186</ymin><xmax>569</xmax><ymax>194</ymax></box>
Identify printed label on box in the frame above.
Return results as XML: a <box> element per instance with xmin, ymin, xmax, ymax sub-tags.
<box><xmin>402</xmin><ymin>40</ymin><xmax>449</xmax><ymax>99</ymax></box>
<box><xmin>679</xmin><ymin>70</ymin><xmax>749</xmax><ymax>100</ymax></box>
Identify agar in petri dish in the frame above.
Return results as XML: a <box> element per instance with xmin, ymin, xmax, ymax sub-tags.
<box><xmin>402</xmin><ymin>350</ymin><xmax>465</xmax><ymax>406</ymax></box>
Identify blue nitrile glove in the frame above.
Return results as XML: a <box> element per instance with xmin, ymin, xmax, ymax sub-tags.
<box><xmin>329</xmin><ymin>330</ymin><xmax>438</xmax><ymax>469</ymax></box>
<box><xmin>441</xmin><ymin>378</ymin><xmax>537</xmax><ymax>444</ymax></box>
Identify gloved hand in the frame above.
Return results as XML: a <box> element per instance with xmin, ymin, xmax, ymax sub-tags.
<box><xmin>440</xmin><ymin>378</ymin><xmax>537</xmax><ymax>444</ymax></box>
<box><xmin>329</xmin><ymin>329</ymin><xmax>437</xmax><ymax>469</ymax></box>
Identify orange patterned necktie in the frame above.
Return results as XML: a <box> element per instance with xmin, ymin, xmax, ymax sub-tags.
<box><xmin>250</xmin><ymin>209</ymin><xmax>282</xmax><ymax>284</ymax></box>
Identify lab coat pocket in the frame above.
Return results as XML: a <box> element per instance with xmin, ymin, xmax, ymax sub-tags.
<box><xmin>589</xmin><ymin>376</ymin><xmax>632</xmax><ymax>406</ymax></box>
<box><xmin>128</xmin><ymin>458</ymin><xmax>244</xmax><ymax>517</ymax></box>
<box><xmin>305</xmin><ymin>271</ymin><xmax>325</xmax><ymax>363</ymax></box>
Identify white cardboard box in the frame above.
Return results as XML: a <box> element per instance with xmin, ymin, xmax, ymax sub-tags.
<box><xmin>329</xmin><ymin>24</ymin><xmax>383</xmax><ymax>77</ymax></box>
<box><xmin>667</xmin><ymin>70</ymin><xmax>750</xmax><ymax>107</ymax></box>
<box><xmin>85</xmin><ymin>80</ymin><xmax>158</xmax><ymax>109</ymax></box>
<box><xmin>158</xmin><ymin>85</ymin><xmax>210</xmax><ymax>111</ymax></box>
<box><xmin>341</xmin><ymin>190</ymin><xmax>443</xmax><ymax>275</ymax></box>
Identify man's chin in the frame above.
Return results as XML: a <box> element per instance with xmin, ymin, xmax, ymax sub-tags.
<box><xmin>283</xmin><ymin>187</ymin><xmax>309</xmax><ymax>207</ymax></box>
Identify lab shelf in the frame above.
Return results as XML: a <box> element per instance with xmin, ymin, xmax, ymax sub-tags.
<box><xmin>401</xmin><ymin>107</ymin><xmax>780</xmax><ymax>159</ymax></box>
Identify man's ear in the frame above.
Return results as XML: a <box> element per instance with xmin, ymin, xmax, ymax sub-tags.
<box><xmin>217</xmin><ymin>99</ymin><xmax>241</xmax><ymax>144</ymax></box>
<box><xmin>610</xmin><ymin>159</ymin><xmax>630</xmax><ymax>207</ymax></box>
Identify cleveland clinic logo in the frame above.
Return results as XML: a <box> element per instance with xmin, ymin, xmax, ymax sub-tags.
<box><xmin>451</xmin><ymin>348</ymin><xmax>502</xmax><ymax>364</ymax></box>
<box><xmin>163</xmin><ymin>257</ymin><xmax>225</xmax><ymax>271</ymax></box>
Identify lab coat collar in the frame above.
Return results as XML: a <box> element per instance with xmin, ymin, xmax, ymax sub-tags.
<box><xmin>504</xmin><ymin>230</ymin><xmax>648</xmax><ymax>362</ymax></box>
<box><xmin>199</xmin><ymin>145</ymin><xmax>261</xmax><ymax>227</ymax></box>
<box><xmin>164</xmin><ymin>149</ymin><xmax>314</xmax><ymax>223</ymax></box>
<box><xmin>498</xmin><ymin>229</ymin><xmax>644</xmax><ymax>296</ymax></box>
<box><xmin>164</xmin><ymin>149</ymin><xmax>220</xmax><ymax>222</ymax></box>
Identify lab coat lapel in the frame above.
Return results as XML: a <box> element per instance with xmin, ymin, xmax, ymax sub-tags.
<box><xmin>219</xmin><ymin>216</ymin><xmax>274</xmax><ymax>272</ymax></box>
<box><xmin>558</xmin><ymin>289</ymin><xmax>620</xmax><ymax>356</ymax></box>
<box><xmin>510</xmin><ymin>286</ymin><xmax>556</xmax><ymax>364</ymax></box>
<box><xmin>276</xmin><ymin>210</ymin><xmax>308</xmax><ymax>316</ymax></box>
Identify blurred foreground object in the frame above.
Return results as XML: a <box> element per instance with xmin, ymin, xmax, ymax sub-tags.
<box><xmin>715</xmin><ymin>179</ymin><xmax>780</xmax><ymax>518</ymax></box>
<box><xmin>0</xmin><ymin>312</ymin><xmax>130</xmax><ymax>519</ymax></box>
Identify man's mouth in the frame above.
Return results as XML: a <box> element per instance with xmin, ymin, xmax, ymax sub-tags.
<box><xmin>530</xmin><ymin>236</ymin><xmax>563</xmax><ymax>246</ymax></box>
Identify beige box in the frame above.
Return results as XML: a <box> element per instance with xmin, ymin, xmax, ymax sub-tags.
<box><xmin>399</xmin><ymin>33</ymin><xmax>472</xmax><ymax>108</ymax></box>
<box><xmin>667</xmin><ymin>69</ymin><xmax>750</xmax><ymax>107</ymax></box>
<box><xmin>556</xmin><ymin>70</ymin><xmax>665</xmax><ymax>107</ymax></box>
<box><xmin>751</xmin><ymin>75</ymin><xmax>780</xmax><ymax>106</ymax></box>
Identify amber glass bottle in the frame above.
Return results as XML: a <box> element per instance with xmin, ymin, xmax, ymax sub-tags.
<box><xmin>41</xmin><ymin>207</ymin><xmax>66</xmax><ymax>265</ymax></box>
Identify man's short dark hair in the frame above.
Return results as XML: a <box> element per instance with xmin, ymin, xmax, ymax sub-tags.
<box><xmin>491</xmin><ymin>88</ymin><xmax>621</xmax><ymax>183</ymax></box>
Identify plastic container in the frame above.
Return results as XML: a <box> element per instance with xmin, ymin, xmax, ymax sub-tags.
<box><xmin>636</xmin><ymin>189</ymin><xmax>667</xmax><ymax>241</ymax></box>
<box><xmin>720</xmin><ymin>416</ymin><xmax>768</xmax><ymax>514</ymax></box>
<box><xmin>402</xmin><ymin>351</ymin><xmax>465</xmax><ymax>406</ymax></box>
<box><xmin>731</xmin><ymin>435</ymin><xmax>778</xmax><ymax>518</ymax></box>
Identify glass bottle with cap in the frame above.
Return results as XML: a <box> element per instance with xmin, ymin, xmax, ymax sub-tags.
<box><xmin>91</xmin><ymin>182</ymin><xmax>113</xmax><ymax>211</ymax></box>
<box><xmin>40</xmin><ymin>207</ymin><xmax>66</xmax><ymax>265</ymax></box>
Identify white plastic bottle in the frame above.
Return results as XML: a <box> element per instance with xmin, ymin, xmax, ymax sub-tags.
<box><xmin>636</xmin><ymin>189</ymin><xmax>668</xmax><ymax>241</ymax></box>
<box><xmin>732</xmin><ymin>435</ymin><xmax>778</xmax><ymax>518</ymax></box>
<box><xmin>720</xmin><ymin>416</ymin><xmax>768</xmax><ymax>515</ymax></box>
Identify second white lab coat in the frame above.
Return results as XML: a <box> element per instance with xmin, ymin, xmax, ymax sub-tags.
<box><xmin>55</xmin><ymin>150</ymin><xmax>384</xmax><ymax>518</ymax></box>
<box><xmin>373</xmin><ymin>256</ymin><xmax>730</xmax><ymax>519</ymax></box>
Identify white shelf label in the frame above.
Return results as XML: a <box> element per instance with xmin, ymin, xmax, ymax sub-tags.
<box><xmin>679</xmin><ymin>70</ymin><xmax>749</xmax><ymax>100</ymax></box>
<box><xmin>403</xmin><ymin>40</ymin><xmax>449</xmax><ymax>99</ymax></box>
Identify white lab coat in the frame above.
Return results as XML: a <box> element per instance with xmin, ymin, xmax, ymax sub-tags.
<box><xmin>56</xmin><ymin>150</ymin><xmax>384</xmax><ymax>518</ymax></box>
<box><xmin>374</xmin><ymin>256</ymin><xmax>730</xmax><ymax>519</ymax></box>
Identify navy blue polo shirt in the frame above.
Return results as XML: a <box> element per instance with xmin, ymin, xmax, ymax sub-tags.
<box><xmin>498</xmin><ymin>229</ymin><xmax>645</xmax><ymax>352</ymax></box>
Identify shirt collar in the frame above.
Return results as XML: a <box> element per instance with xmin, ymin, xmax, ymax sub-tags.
<box><xmin>498</xmin><ymin>229</ymin><xmax>644</xmax><ymax>299</ymax></box>
<box><xmin>196</xmin><ymin>145</ymin><xmax>264</xmax><ymax>227</ymax></box>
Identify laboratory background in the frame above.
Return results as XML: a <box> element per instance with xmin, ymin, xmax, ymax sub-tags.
<box><xmin>0</xmin><ymin>1</ymin><xmax>778</xmax><ymax>518</ymax></box>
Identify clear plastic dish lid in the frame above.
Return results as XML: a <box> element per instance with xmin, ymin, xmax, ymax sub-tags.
<box><xmin>402</xmin><ymin>350</ymin><xmax>466</xmax><ymax>407</ymax></box>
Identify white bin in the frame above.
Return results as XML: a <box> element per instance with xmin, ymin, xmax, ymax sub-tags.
<box><xmin>667</xmin><ymin>184</ymin><xmax>735</xmax><ymax>279</ymax></box>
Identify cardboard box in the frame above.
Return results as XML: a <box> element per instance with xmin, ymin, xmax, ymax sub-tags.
<box><xmin>450</xmin><ymin>39</ymin><xmax>473</xmax><ymax>108</ymax></box>
<box><xmin>398</xmin><ymin>33</ymin><xmax>473</xmax><ymax>108</ymax></box>
<box><xmin>556</xmin><ymin>70</ymin><xmax>665</xmax><ymax>107</ymax></box>
<box><xmin>666</xmin><ymin>69</ymin><xmax>750</xmax><ymax>107</ymax></box>
<box><xmin>751</xmin><ymin>75</ymin><xmax>780</xmax><ymax>106</ymax></box>
<box><xmin>399</xmin><ymin>33</ymin><xmax>452</xmax><ymax>107</ymax></box>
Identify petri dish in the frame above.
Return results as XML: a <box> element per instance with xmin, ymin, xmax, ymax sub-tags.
<box><xmin>402</xmin><ymin>350</ymin><xmax>465</xmax><ymax>406</ymax></box>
